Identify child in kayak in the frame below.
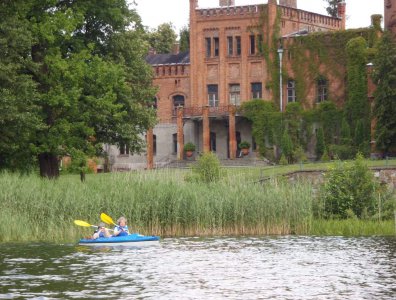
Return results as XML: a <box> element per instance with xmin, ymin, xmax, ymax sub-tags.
<box><xmin>113</xmin><ymin>216</ymin><xmax>129</xmax><ymax>237</ymax></box>
<box><xmin>92</xmin><ymin>222</ymin><xmax>111</xmax><ymax>239</ymax></box>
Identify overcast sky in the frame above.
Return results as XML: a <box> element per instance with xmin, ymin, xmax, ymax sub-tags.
<box><xmin>133</xmin><ymin>0</ymin><xmax>384</xmax><ymax>34</ymax></box>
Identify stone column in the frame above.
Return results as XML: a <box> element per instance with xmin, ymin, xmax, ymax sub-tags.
<box><xmin>229</xmin><ymin>105</ymin><xmax>237</xmax><ymax>160</ymax></box>
<box><xmin>177</xmin><ymin>106</ymin><xmax>184</xmax><ymax>160</ymax></box>
<box><xmin>146</xmin><ymin>127</ymin><xmax>154</xmax><ymax>170</ymax></box>
<box><xmin>203</xmin><ymin>106</ymin><xmax>210</xmax><ymax>153</ymax></box>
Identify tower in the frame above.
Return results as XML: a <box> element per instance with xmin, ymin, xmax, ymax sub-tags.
<box><xmin>219</xmin><ymin>0</ymin><xmax>235</xmax><ymax>6</ymax></box>
<box><xmin>337</xmin><ymin>0</ymin><xmax>346</xmax><ymax>30</ymax></box>
<box><xmin>279</xmin><ymin>0</ymin><xmax>297</xmax><ymax>8</ymax></box>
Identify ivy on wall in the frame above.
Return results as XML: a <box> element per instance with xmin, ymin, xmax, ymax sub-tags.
<box><xmin>245</xmin><ymin>6</ymin><xmax>382</xmax><ymax>162</ymax></box>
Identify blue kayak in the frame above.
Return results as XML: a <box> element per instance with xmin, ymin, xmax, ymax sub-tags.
<box><xmin>79</xmin><ymin>233</ymin><xmax>160</xmax><ymax>247</ymax></box>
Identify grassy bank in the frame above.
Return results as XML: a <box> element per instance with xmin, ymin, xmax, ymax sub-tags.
<box><xmin>0</xmin><ymin>169</ymin><xmax>394</xmax><ymax>243</ymax></box>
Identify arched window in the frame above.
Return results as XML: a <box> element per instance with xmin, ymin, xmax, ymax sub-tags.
<box><xmin>173</xmin><ymin>95</ymin><xmax>185</xmax><ymax>115</ymax></box>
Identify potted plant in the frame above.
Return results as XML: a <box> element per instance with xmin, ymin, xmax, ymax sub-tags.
<box><xmin>239</xmin><ymin>141</ymin><xmax>251</xmax><ymax>155</ymax></box>
<box><xmin>184</xmin><ymin>142</ymin><xmax>196</xmax><ymax>157</ymax></box>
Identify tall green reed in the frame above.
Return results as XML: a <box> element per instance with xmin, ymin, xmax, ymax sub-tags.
<box><xmin>0</xmin><ymin>170</ymin><xmax>316</xmax><ymax>242</ymax></box>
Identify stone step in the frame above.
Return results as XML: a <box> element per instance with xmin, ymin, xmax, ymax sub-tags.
<box><xmin>163</xmin><ymin>157</ymin><xmax>271</xmax><ymax>169</ymax></box>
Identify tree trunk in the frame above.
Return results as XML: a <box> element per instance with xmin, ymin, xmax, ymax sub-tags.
<box><xmin>38</xmin><ymin>152</ymin><xmax>59</xmax><ymax>179</ymax></box>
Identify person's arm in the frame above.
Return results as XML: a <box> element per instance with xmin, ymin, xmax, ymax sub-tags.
<box><xmin>104</xmin><ymin>228</ymin><xmax>111</xmax><ymax>237</ymax></box>
<box><xmin>113</xmin><ymin>226</ymin><xmax>120</xmax><ymax>236</ymax></box>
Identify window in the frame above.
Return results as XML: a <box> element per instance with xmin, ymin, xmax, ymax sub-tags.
<box><xmin>251</xmin><ymin>82</ymin><xmax>262</xmax><ymax>99</ymax></box>
<box><xmin>317</xmin><ymin>78</ymin><xmax>328</xmax><ymax>102</ymax></box>
<box><xmin>207</xmin><ymin>85</ymin><xmax>219</xmax><ymax>107</ymax></box>
<box><xmin>205</xmin><ymin>37</ymin><xmax>211</xmax><ymax>57</ymax></box>
<box><xmin>173</xmin><ymin>95</ymin><xmax>185</xmax><ymax>115</ymax></box>
<box><xmin>229</xmin><ymin>84</ymin><xmax>241</xmax><ymax>105</ymax></box>
<box><xmin>249</xmin><ymin>35</ymin><xmax>255</xmax><ymax>55</ymax></box>
<box><xmin>236</xmin><ymin>36</ymin><xmax>241</xmax><ymax>55</ymax></box>
<box><xmin>287</xmin><ymin>79</ymin><xmax>297</xmax><ymax>103</ymax></box>
<box><xmin>227</xmin><ymin>36</ymin><xmax>233</xmax><ymax>56</ymax></box>
<box><xmin>214</xmin><ymin>37</ymin><xmax>219</xmax><ymax>57</ymax></box>
<box><xmin>119</xmin><ymin>142</ymin><xmax>129</xmax><ymax>155</ymax></box>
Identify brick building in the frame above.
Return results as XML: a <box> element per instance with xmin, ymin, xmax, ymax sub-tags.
<box><xmin>106</xmin><ymin>0</ymin><xmax>386</xmax><ymax>171</ymax></box>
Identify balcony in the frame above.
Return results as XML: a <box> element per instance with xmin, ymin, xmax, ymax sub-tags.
<box><xmin>177</xmin><ymin>105</ymin><xmax>241</xmax><ymax>119</ymax></box>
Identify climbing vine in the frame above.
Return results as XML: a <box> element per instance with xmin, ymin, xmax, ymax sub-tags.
<box><xmin>244</xmin><ymin>5</ymin><xmax>382</xmax><ymax>162</ymax></box>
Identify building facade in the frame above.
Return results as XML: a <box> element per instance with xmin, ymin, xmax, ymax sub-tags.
<box><xmin>107</xmin><ymin>0</ymin><xmax>377</xmax><ymax>171</ymax></box>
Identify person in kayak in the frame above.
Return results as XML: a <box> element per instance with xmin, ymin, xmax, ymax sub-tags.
<box><xmin>92</xmin><ymin>222</ymin><xmax>111</xmax><ymax>239</ymax></box>
<box><xmin>113</xmin><ymin>216</ymin><xmax>129</xmax><ymax>237</ymax></box>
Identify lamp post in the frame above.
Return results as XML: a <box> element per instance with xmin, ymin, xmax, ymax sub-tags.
<box><xmin>277</xmin><ymin>47</ymin><xmax>284</xmax><ymax>112</ymax></box>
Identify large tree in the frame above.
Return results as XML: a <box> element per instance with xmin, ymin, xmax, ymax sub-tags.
<box><xmin>179</xmin><ymin>25</ymin><xmax>190</xmax><ymax>52</ymax></box>
<box><xmin>324</xmin><ymin>0</ymin><xmax>341</xmax><ymax>17</ymax></box>
<box><xmin>372</xmin><ymin>31</ymin><xmax>396</xmax><ymax>153</ymax></box>
<box><xmin>148</xmin><ymin>22</ymin><xmax>177</xmax><ymax>54</ymax></box>
<box><xmin>0</xmin><ymin>0</ymin><xmax>156</xmax><ymax>178</ymax></box>
<box><xmin>0</xmin><ymin>0</ymin><xmax>40</xmax><ymax>171</ymax></box>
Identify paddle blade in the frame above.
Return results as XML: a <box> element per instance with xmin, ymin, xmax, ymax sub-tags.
<box><xmin>74</xmin><ymin>220</ymin><xmax>93</xmax><ymax>227</ymax></box>
<box><xmin>101</xmin><ymin>213</ymin><xmax>116</xmax><ymax>226</ymax></box>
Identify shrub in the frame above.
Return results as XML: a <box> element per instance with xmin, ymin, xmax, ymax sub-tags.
<box><xmin>191</xmin><ymin>152</ymin><xmax>222</xmax><ymax>183</ymax></box>
<box><xmin>322</xmin><ymin>154</ymin><xmax>377</xmax><ymax>219</ymax></box>
<box><xmin>184</xmin><ymin>142</ymin><xmax>196</xmax><ymax>152</ymax></box>
<box><xmin>321</xmin><ymin>149</ymin><xmax>330</xmax><ymax>162</ymax></box>
<box><xmin>239</xmin><ymin>141</ymin><xmax>251</xmax><ymax>149</ymax></box>
<box><xmin>329</xmin><ymin>144</ymin><xmax>356</xmax><ymax>160</ymax></box>
<box><xmin>279</xmin><ymin>154</ymin><xmax>288</xmax><ymax>165</ymax></box>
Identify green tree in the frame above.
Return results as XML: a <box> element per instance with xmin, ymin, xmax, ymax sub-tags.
<box><xmin>354</xmin><ymin>119</ymin><xmax>370</xmax><ymax>155</ymax></box>
<box><xmin>0</xmin><ymin>1</ymin><xmax>40</xmax><ymax>171</ymax></box>
<box><xmin>281</xmin><ymin>130</ymin><xmax>293</xmax><ymax>163</ymax></box>
<box><xmin>317</xmin><ymin>101</ymin><xmax>342</xmax><ymax>145</ymax></box>
<box><xmin>324</xmin><ymin>0</ymin><xmax>341</xmax><ymax>17</ymax></box>
<box><xmin>0</xmin><ymin>0</ymin><xmax>156</xmax><ymax>178</ymax></box>
<box><xmin>148</xmin><ymin>22</ymin><xmax>177</xmax><ymax>54</ymax></box>
<box><xmin>179</xmin><ymin>25</ymin><xmax>190</xmax><ymax>52</ymax></box>
<box><xmin>316</xmin><ymin>127</ymin><xmax>325</xmax><ymax>159</ymax></box>
<box><xmin>340</xmin><ymin>117</ymin><xmax>351</xmax><ymax>145</ymax></box>
<box><xmin>372</xmin><ymin>31</ymin><xmax>396</xmax><ymax>153</ymax></box>
<box><xmin>345</xmin><ymin>37</ymin><xmax>370</xmax><ymax>136</ymax></box>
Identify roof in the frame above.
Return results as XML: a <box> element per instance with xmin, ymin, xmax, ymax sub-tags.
<box><xmin>145</xmin><ymin>51</ymin><xmax>190</xmax><ymax>66</ymax></box>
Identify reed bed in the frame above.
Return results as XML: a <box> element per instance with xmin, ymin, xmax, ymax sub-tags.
<box><xmin>1</xmin><ymin>170</ymin><xmax>394</xmax><ymax>243</ymax></box>
<box><xmin>0</xmin><ymin>170</ymin><xmax>314</xmax><ymax>242</ymax></box>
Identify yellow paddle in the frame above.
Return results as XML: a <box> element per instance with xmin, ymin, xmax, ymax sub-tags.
<box><xmin>100</xmin><ymin>212</ymin><xmax>117</xmax><ymax>226</ymax></box>
<box><xmin>74</xmin><ymin>220</ymin><xmax>99</xmax><ymax>229</ymax></box>
<box><xmin>74</xmin><ymin>220</ymin><xmax>113</xmax><ymax>231</ymax></box>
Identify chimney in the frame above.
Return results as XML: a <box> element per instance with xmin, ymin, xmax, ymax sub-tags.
<box><xmin>148</xmin><ymin>48</ymin><xmax>157</xmax><ymax>55</ymax></box>
<box><xmin>172</xmin><ymin>43</ymin><xmax>180</xmax><ymax>55</ymax></box>
<box><xmin>219</xmin><ymin>0</ymin><xmax>235</xmax><ymax>7</ymax></box>
<box><xmin>279</xmin><ymin>0</ymin><xmax>297</xmax><ymax>8</ymax></box>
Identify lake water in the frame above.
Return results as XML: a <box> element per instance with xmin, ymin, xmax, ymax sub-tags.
<box><xmin>1</xmin><ymin>236</ymin><xmax>396</xmax><ymax>299</ymax></box>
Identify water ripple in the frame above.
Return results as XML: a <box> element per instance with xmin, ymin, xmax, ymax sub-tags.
<box><xmin>0</xmin><ymin>236</ymin><xmax>396</xmax><ymax>299</ymax></box>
